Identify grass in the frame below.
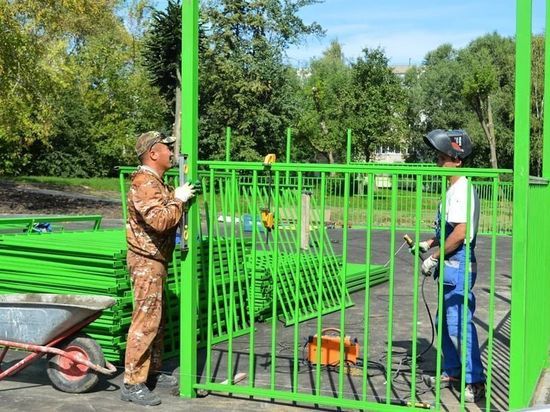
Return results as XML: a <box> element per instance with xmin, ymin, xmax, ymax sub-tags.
<box><xmin>8</xmin><ymin>176</ymin><xmax>125</xmax><ymax>193</ymax></box>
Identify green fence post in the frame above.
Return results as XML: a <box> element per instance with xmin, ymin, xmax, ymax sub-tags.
<box><xmin>179</xmin><ymin>0</ymin><xmax>199</xmax><ymax>399</ymax></box>
<box><xmin>286</xmin><ymin>127</ymin><xmax>291</xmax><ymax>184</ymax></box>
<box><xmin>510</xmin><ymin>0</ymin><xmax>532</xmax><ymax>408</ymax></box>
<box><xmin>226</xmin><ymin>127</ymin><xmax>231</xmax><ymax>162</ymax></box>
<box><xmin>346</xmin><ymin>129</ymin><xmax>352</xmax><ymax>165</ymax></box>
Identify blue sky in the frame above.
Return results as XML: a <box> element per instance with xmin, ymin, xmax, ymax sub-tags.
<box><xmin>154</xmin><ymin>0</ymin><xmax>546</xmax><ymax>66</ymax></box>
<box><xmin>285</xmin><ymin>0</ymin><xmax>546</xmax><ymax>66</ymax></box>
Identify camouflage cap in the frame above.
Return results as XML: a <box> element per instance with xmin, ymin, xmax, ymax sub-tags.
<box><xmin>135</xmin><ymin>131</ymin><xmax>176</xmax><ymax>157</ymax></box>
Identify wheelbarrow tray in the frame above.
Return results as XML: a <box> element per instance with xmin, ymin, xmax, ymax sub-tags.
<box><xmin>0</xmin><ymin>294</ymin><xmax>116</xmax><ymax>346</ymax></box>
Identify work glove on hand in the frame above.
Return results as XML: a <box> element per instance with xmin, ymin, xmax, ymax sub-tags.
<box><xmin>174</xmin><ymin>182</ymin><xmax>196</xmax><ymax>203</ymax></box>
<box><xmin>409</xmin><ymin>240</ymin><xmax>430</xmax><ymax>255</ymax></box>
<box><xmin>421</xmin><ymin>255</ymin><xmax>439</xmax><ymax>276</ymax></box>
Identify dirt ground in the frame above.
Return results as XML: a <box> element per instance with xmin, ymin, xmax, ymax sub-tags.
<box><xmin>0</xmin><ymin>180</ymin><xmax>123</xmax><ymax>219</ymax></box>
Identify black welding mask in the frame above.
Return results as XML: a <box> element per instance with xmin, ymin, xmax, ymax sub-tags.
<box><xmin>423</xmin><ymin>129</ymin><xmax>473</xmax><ymax>160</ymax></box>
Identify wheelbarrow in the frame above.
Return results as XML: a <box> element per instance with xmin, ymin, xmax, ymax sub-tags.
<box><xmin>0</xmin><ymin>293</ymin><xmax>117</xmax><ymax>393</ymax></box>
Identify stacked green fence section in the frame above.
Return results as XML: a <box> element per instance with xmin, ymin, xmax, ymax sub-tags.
<box><xmin>0</xmin><ymin>229</ymin><xmax>253</xmax><ymax>362</ymax></box>
<box><xmin>0</xmin><ymin>230</ymin><xmax>131</xmax><ymax>361</ymax></box>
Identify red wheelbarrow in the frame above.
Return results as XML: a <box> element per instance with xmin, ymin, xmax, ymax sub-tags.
<box><xmin>0</xmin><ymin>294</ymin><xmax>117</xmax><ymax>393</ymax></box>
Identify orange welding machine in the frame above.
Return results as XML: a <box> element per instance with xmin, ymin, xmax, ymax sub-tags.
<box><xmin>306</xmin><ymin>328</ymin><xmax>360</xmax><ymax>366</ymax></box>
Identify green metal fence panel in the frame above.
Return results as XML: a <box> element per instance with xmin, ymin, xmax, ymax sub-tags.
<box><xmin>192</xmin><ymin>161</ymin><xmax>508</xmax><ymax>411</ymax></box>
<box><xmin>235</xmin><ymin>174</ymin><xmax>513</xmax><ymax>235</ymax></box>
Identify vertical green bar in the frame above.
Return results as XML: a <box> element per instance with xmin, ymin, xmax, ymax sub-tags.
<box><xmin>434</xmin><ymin>178</ymin><xmax>448</xmax><ymax>409</ymax></box>
<box><xmin>362</xmin><ymin>173</ymin><xmax>374</xmax><ymax>402</ymax></box>
<box><xmin>227</xmin><ymin>170</ymin><xmax>237</xmax><ymax>384</ymax></box>
<box><xmin>315</xmin><ymin>173</ymin><xmax>327</xmax><ymax>396</ymax></box>
<box><xmin>226</xmin><ymin>127</ymin><xmax>231</xmax><ymax>162</ymax></box>
<box><xmin>119</xmin><ymin>170</ymin><xmax>128</xmax><ymax>221</ymax></box>
<box><xmin>249</xmin><ymin>171</ymin><xmax>258</xmax><ymax>387</ymax></box>
<box><xmin>485</xmin><ymin>177</ymin><xmax>499</xmax><ymax>410</ymax></box>
<box><xmin>286</xmin><ymin>127</ymin><xmax>292</xmax><ymax>186</ymax></box>
<box><xmin>410</xmin><ymin>174</ymin><xmax>423</xmax><ymax>401</ymax></box>
<box><xmin>292</xmin><ymin>172</ymin><xmax>303</xmax><ymax>393</ymax></box>
<box><xmin>384</xmin><ymin>174</ymin><xmax>398</xmax><ymax>403</ymax></box>
<box><xmin>338</xmin><ymin>170</ymin><xmax>350</xmax><ymax>397</ymax></box>
<box><xmin>180</xmin><ymin>0</ymin><xmax>198</xmax><ymax>398</ymax></box>
<box><xmin>459</xmin><ymin>178</ymin><xmax>473</xmax><ymax>410</ymax></box>
<box><xmin>510</xmin><ymin>0</ymin><xmax>531</xmax><ymax>408</ymax></box>
<box><xmin>543</xmin><ymin>0</ymin><xmax>550</xmax><ymax>179</ymax></box>
<box><xmin>206</xmin><ymin>170</ymin><xmax>215</xmax><ymax>382</ymax></box>
<box><xmin>346</xmin><ymin>129</ymin><xmax>352</xmax><ymax>164</ymax></box>
<box><xmin>270</xmin><ymin>171</ymin><xmax>281</xmax><ymax>390</ymax></box>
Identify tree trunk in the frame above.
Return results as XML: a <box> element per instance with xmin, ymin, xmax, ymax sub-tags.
<box><xmin>475</xmin><ymin>96</ymin><xmax>498</xmax><ymax>169</ymax></box>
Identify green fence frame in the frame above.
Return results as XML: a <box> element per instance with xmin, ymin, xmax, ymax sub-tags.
<box><xmin>177</xmin><ymin>0</ymin><xmax>550</xmax><ymax>410</ymax></box>
<box><xmin>509</xmin><ymin>0</ymin><xmax>550</xmax><ymax>409</ymax></box>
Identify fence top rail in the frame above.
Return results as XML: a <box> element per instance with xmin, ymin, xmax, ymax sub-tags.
<box><xmin>196</xmin><ymin>161</ymin><xmax>512</xmax><ymax>178</ymax></box>
<box><xmin>116</xmin><ymin>163</ymin><xmax>511</xmax><ymax>178</ymax></box>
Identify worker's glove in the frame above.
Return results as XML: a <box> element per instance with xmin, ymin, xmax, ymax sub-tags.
<box><xmin>409</xmin><ymin>240</ymin><xmax>430</xmax><ymax>255</ymax></box>
<box><xmin>174</xmin><ymin>182</ymin><xmax>196</xmax><ymax>203</ymax></box>
<box><xmin>421</xmin><ymin>255</ymin><xmax>439</xmax><ymax>276</ymax></box>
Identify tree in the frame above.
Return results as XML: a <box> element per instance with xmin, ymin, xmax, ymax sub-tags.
<box><xmin>0</xmin><ymin>0</ymin><xmax>119</xmax><ymax>174</ymax></box>
<box><xmin>198</xmin><ymin>0</ymin><xmax>324</xmax><ymax>161</ymax></box>
<box><xmin>142</xmin><ymin>0</ymin><xmax>182</xmax><ymax>151</ymax></box>
<box><xmin>142</xmin><ymin>0</ymin><xmax>323</xmax><ymax>161</ymax></box>
<box><xmin>350</xmin><ymin>47</ymin><xmax>407</xmax><ymax>162</ymax></box>
<box><xmin>296</xmin><ymin>41</ymin><xmax>353</xmax><ymax>164</ymax></box>
<box><xmin>0</xmin><ymin>1</ymin><xmax>169</xmax><ymax>177</ymax></box>
<box><xmin>459</xmin><ymin>33</ymin><xmax>515</xmax><ymax>169</ymax></box>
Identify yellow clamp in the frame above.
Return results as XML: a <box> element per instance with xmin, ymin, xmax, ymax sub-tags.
<box><xmin>261</xmin><ymin>208</ymin><xmax>274</xmax><ymax>230</ymax></box>
<box><xmin>263</xmin><ymin>153</ymin><xmax>276</xmax><ymax>167</ymax></box>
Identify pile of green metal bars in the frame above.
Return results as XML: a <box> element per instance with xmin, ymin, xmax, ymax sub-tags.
<box><xmin>0</xmin><ymin>228</ymin><xmax>253</xmax><ymax>362</ymax></box>
<box><xmin>0</xmin><ymin>229</ymin><xmax>131</xmax><ymax>361</ymax></box>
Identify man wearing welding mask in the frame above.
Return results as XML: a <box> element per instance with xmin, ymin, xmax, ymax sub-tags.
<box><xmin>412</xmin><ymin>129</ymin><xmax>485</xmax><ymax>403</ymax></box>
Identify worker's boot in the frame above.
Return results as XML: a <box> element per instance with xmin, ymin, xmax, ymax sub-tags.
<box><xmin>423</xmin><ymin>372</ymin><xmax>459</xmax><ymax>389</ymax></box>
<box><xmin>121</xmin><ymin>383</ymin><xmax>161</xmax><ymax>406</ymax></box>
<box><xmin>464</xmin><ymin>382</ymin><xmax>485</xmax><ymax>403</ymax></box>
<box><xmin>148</xmin><ymin>372</ymin><xmax>178</xmax><ymax>389</ymax></box>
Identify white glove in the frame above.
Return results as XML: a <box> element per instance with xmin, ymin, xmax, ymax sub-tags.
<box><xmin>421</xmin><ymin>255</ymin><xmax>439</xmax><ymax>276</ymax></box>
<box><xmin>409</xmin><ymin>240</ymin><xmax>430</xmax><ymax>255</ymax></box>
<box><xmin>174</xmin><ymin>182</ymin><xmax>196</xmax><ymax>203</ymax></box>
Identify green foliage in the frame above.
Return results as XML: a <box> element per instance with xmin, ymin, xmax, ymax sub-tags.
<box><xmin>198</xmin><ymin>0</ymin><xmax>324</xmax><ymax>161</ymax></box>
<box><xmin>350</xmin><ymin>47</ymin><xmax>407</xmax><ymax>162</ymax></box>
<box><xmin>142</xmin><ymin>0</ymin><xmax>181</xmax><ymax>107</ymax></box>
<box><xmin>0</xmin><ymin>0</ymin><xmax>169</xmax><ymax>177</ymax></box>
<box><xmin>404</xmin><ymin>34</ymin><xmax>517</xmax><ymax>170</ymax></box>
<box><xmin>295</xmin><ymin>41</ymin><xmax>352</xmax><ymax>163</ymax></box>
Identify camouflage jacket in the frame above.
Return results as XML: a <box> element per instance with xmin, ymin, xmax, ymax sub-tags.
<box><xmin>126</xmin><ymin>167</ymin><xmax>183</xmax><ymax>262</ymax></box>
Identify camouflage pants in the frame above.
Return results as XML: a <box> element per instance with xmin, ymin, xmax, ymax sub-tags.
<box><xmin>124</xmin><ymin>250</ymin><xmax>167</xmax><ymax>385</ymax></box>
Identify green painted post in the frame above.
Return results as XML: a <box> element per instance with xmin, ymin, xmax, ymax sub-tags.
<box><xmin>286</xmin><ymin>127</ymin><xmax>291</xmax><ymax>184</ymax></box>
<box><xmin>226</xmin><ymin>127</ymin><xmax>231</xmax><ymax>162</ymax></box>
<box><xmin>510</xmin><ymin>0</ymin><xmax>532</xmax><ymax>408</ymax></box>
<box><xmin>485</xmin><ymin>177</ymin><xmax>499</xmax><ymax>410</ymax></box>
<box><xmin>119</xmin><ymin>170</ymin><xmax>127</xmax><ymax>222</ymax></box>
<box><xmin>346</xmin><ymin>129</ymin><xmax>352</xmax><ymax>164</ymax></box>
<box><xmin>410</xmin><ymin>174</ymin><xmax>423</xmax><ymax>401</ymax></box>
<box><xmin>435</xmin><ymin>178</ymin><xmax>448</xmax><ymax>409</ymax></box>
<box><xmin>180</xmin><ymin>0</ymin><xmax>199</xmax><ymax>398</ymax></box>
<box><xmin>315</xmin><ymin>173</ymin><xmax>327</xmax><ymax>396</ymax></box>
<box><xmin>384</xmin><ymin>174</ymin><xmax>397</xmax><ymax>403</ymax></box>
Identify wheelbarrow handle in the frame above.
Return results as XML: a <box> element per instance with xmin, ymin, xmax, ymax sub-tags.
<box><xmin>0</xmin><ymin>340</ymin><xmax>116</xmax><ymax>375</ymax></box>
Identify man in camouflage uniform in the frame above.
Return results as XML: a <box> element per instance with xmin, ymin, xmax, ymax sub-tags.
<box><xmin>121</xmin><ymin>131</ymin><xmax>195</xmax><ymax>406</ymax></box>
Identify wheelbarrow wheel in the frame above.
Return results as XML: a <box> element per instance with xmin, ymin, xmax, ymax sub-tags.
<box><xmin>47</xmin><ymin>334</ymin><xmax>104</xmax><ymax>393</ymax></box>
